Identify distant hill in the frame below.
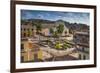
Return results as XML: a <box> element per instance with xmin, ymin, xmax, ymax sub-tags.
<box><xmin>27</xmin><ymin>19</ymin><xmax>55</xmax><ymax>24</ymax></box>
<box><xmin>64</xmin><ymin>22</ymin><xmax>89</xmax><ymax>31</ymax></box>
<box><xmin>21</xmin><ymin>19</ymin><xmax>89</xmax><ymax>32</ymax></box>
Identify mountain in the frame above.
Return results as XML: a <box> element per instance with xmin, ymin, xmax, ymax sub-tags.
<box><xmin>64</xmin><ymin>22</ymin><xmax>89</xmax><ymax>31</ymax></box>
<box><xmin>21</xmin><ymin>19</ymin><xmax>89</xmax><ymax>32</ymax></box>
<box><xmin>28</xmin><ymin>19</ymin><xmax>55</xmax><ymax>24</ymax></box>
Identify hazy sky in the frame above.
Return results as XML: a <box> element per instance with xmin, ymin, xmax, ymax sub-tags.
<box><xmin>21</xmin><ymin>10</ymin><xmax>90</xmax><ymax>25</ymax></box>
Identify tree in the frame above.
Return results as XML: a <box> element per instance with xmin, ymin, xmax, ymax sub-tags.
<box><xmin>49</xmin><ymin>28</ymin><xmax>54</xmax><ymax>36</ymax></box>
<box><xmin>57</xmin><ymin>24</ymin><xmax>64</xmax><ymax>34</ymax></box>
<box><xmin>53</xmin><ymin>31</ymin><xmax>58</xmax><ymax>41</ymax></box>
<box><xmin>35</xmin><ymin>23</ymin><xmax>42</xmax><ymax>42</ymax></box>
<box><xmin>56</xmin><ymin>24</ymin><xmax>64</xmax><ymax>40</ymax></box>
<box><xmin>29</xmin><ymin>29</ymin><xmax>33</xmax><ymax>37</ymax></box>
<box><xmin>55</xmin><ymin>42</ymin><xmax>62</xmax><ymax>49</ymax></box>
<box><xmin>30</xmin><ymin>21</ymin><xmax>36</xmax><ymax>37</ymax></box>
<box><xmin>36</xmin><ymin>23</ymin><xmax>42</xmax><ymax>34</ymax></box>
<box><xmin>65</xmin><ymin>30</ymin><xmax>67</xmax><ymax>36</ymax></box>
<box><xmin>69</xmin><ymin>29</ymin><xmax>75</xmax><ymax>35</ymax></box>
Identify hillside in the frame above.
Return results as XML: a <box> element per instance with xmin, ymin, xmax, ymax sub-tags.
<box><xmin>21</xmin><ymin>19</ymin><xmax>89</xmax><ymax>32</ymax></box>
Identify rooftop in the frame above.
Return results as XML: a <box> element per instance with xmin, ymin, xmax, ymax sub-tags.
<box><xmin>75</xmin><ymin>31</ymin><xmax>89</xmax><ymax>35</ymax></box>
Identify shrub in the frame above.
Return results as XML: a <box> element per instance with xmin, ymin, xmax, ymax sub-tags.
<box><xmin>55</xmin><ymin>42</ymin><xmax>62</xmax><ymax>49</ymax></box>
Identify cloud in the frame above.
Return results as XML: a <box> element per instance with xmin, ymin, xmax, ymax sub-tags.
<box><xmin>21</xmin><ymin>10</ymin><xmax>90</xmax><ymax>25</ymax></box>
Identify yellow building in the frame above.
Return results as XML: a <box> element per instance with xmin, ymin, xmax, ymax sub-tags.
<box><xmin>21</xmin><ymin>40</ymin><xmax>43</xmax><ymax>62</ymax></box>
<box><xmin>21</xmin><ymin>22</ymin><xmax>36</xmax><ymax>38</ymax></box>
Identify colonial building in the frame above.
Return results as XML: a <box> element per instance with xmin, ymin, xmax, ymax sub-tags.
<box><xmin>21</xmin><ymin>22</ymin><xmax>36</xmax><ymax>38</ymax></box>
<box><xmin>21</xmin><ymin>39</ymin><xmax>43</xmax><ymax>62</ymax></box>
<box><xmin>72</xmin><ymin>31</ymin><xmax>89</xmax><ymax>60</ymax></box>
<box><xmin>21</xmin><ymin>20</ymin><xmax>70</xmax><ymax>38</ymax></box>
<box><xmin>41</xmin><ymin>28</ymin><xmax>50</xmax><ymax>36</ymax></box>
<box><xmin>55</xmin><ymin>20</ymin><xmax>69</xmax><ymax>36</ymax></box>
<box><xmin>73</xmin><ymin>32</ymin><xmax>89</xmax><ymax>45</ymax></box>
<box><xmin>69</xmin><ymin>46</ymin><xmax>89</xmax><ymax>60</ymax></box>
